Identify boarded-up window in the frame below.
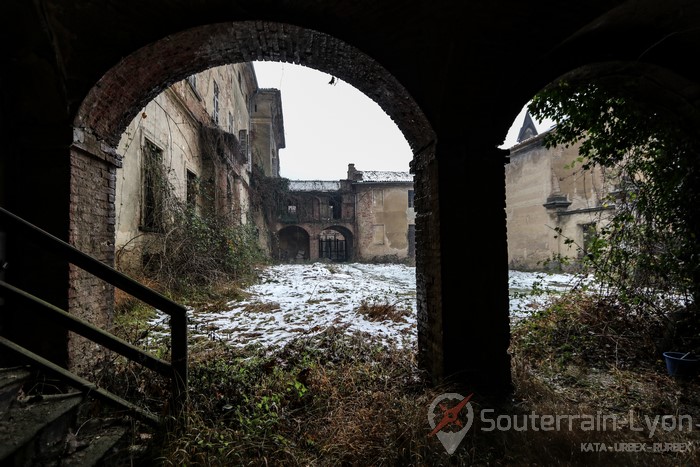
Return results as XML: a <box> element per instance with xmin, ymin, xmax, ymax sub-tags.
<box><xmin>213</xmin><ymin>80</ymin><xmax>219</xmax><ymax>124</ymax></box>
<box><xmin>372</xmin><ymin>224</ymin><xmax>385</xmax><ymax>245</ymax></box>
<box><xmin>226</xmin><ymin>175</ymin><xmax>233</xmax><ymax>206</ymax></box>
<box><xmin>239</xmin><ymin>129</ymin><xmax>249</xmax><ymax>165</ymax></box>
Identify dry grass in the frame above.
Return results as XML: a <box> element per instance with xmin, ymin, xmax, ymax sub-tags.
<box><xmin>108</xmin><ymin>288</ymin><xmax>700</xmax><ymax>466</ymax></box>
<box><xmin>356</xmin><ymin>299</ymin><xmax>411</xmax><ymax>323</ymax></box>
<box><xmin>241</xmin><ymin>301</ymin><xmax>281</xmax><ymax>313</ymax></box>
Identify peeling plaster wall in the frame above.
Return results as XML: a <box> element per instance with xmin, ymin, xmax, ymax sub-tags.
<box><xmin>115</xmin><ymin>83</ymin><xmax>204</xmax><ymax>272</ymax></box>
<box><xmin>114</xmin><ymin>63</ymin><xmax>258</xmax><ymax>272</ymax></box>
<box><xmin>354</xmin><ymin>183</ymin><xmax>414</xmax><ymax>262</ymax></box>
<box><xmin>506</xmin><ymin>134</ymin><xmax>613</xmax><ymax>270</ymax></box>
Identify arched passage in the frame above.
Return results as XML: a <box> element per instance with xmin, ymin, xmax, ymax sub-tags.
<box><xmin>319</xmin><ymin>225</ymin><xmax>354</xmax><ymax>262</ymax></box>
<box><xmin>6</xmin><ymin>1</ymin><xmax>700</xmax><ymax>398</ymax></box>
<box><xmin>276</xmin><ymin>225</ymin><xmax>311</xmax><ymax>262</ymax></box>
<box><xmin>504</xmin><ymin>61</ymin><xmax>700</xmax><ymax>273</ymax></box>
<box><xmin>66</xmin><ymin>20</ymin><xmax>446</xmax><ymax>381</ymax></box>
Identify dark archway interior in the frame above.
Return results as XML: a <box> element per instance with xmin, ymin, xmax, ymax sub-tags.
<box><xmin>278</xmin><ymin>226</ymin><xmax>311</xmax><ymax>262</ymax></box>
<box><xmin>3</xmin><ymin>0</ymin><xmax>700</xmax><ymax>397</ymax></box>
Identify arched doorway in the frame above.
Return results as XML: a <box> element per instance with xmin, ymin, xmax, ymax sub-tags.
<box><xmin>277</xmin><ymin>225</ymin><xmax>311</xmax><ymax>262</ymax></box>
<box><xmin>319</xmin><ymin>226</ymin><xmax>353</xmax><ymax>262</ymax></box>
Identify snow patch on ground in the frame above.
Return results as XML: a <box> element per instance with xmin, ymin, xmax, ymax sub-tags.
<box><xmin>149</xmin><ymin>263</ymin><xmax>583</xmax><ymax>350</ymax></box>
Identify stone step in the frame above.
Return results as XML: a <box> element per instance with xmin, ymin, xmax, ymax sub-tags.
<box><xmin>60</xmin><ymin>418</ymin><xmax>130</xmax><ymax>467</ymax></box>
<box><xmin>0</xmin><ymin>391</ymin><xmax>84</xmax><ymax>465</ymax></box>
<box><xmin>0</xmin><ymin>366</ymin><xmax>32</xmax><ymax>415</ymax></box>
<box><xmin>0</xmin><ymin>363</ymin><xmax>155</xmax><ymax>466</ymax></box>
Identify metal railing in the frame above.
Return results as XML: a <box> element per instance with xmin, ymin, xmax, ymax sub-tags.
<box><xmin>0</xmin><ymin>207</ymin><xmax>187</xmax><ymax>425</ymax></box>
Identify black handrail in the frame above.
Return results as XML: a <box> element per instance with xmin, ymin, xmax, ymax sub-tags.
<box><xmin>0</xmin><ymin>336</ymin><xmax>161</xmax><ymax>426</ymax></box>
<box><xmin>0</xmin><ymin>206</ymin><xmax>187</xmax><ymax>421</ymax></box>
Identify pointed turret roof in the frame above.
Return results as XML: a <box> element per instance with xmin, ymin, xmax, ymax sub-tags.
<box><xmin>516</xmin><ymin>111</ymin><xmax>539</xmax><ymax>143</ymax></box>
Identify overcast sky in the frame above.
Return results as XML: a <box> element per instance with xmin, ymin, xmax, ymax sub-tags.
<box><xmin>253</xmin><ymin>61</ymin><xmax>553</xmax><ymax>181</ymax></box>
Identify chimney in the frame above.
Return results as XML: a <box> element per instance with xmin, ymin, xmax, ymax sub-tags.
<box><xmin>347</xmin><ymin>163</ymin><xmax>363</xmax><ymax>181</ymax></box>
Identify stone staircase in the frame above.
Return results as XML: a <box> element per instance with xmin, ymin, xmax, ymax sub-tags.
<box><xmin>0</xmin><ymin>366</ymin><xmax>150</xmax><ymax>466</ymax></box>
<box><xmin>0</xmin><ymin>207</ymin><xmax>185</xmax><ymax>466</ymax></box>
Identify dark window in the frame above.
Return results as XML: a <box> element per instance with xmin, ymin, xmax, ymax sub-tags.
<box><xmin>186</xmin><ymin>170</ymin><xmax>198</xmax><ymax>209</ymax></box>
<box><xmin>408</xmin><ymin>189</ymin><xmax>415</xmax><ymax>208</ymax></box>
<box><xmin>142</xmin><ymin>140</ymin><xmax>165</xmax><ymax>231</ymax></box>
<box><xmin>330</xmin><ymin>196</ymin><xmax>342</xmax><ymax>219</ymax></box>
<box><xmin>213</xmin><ymin>80</ymin><xmax>219</xmax><ymax>125</ymax></box>
<box><xmin>408</xmin><ymin>224</ymin><xmax>416</xmax><ymax>258</ymax></box>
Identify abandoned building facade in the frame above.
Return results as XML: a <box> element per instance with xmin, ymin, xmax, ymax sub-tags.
<box><xmin>114</xmin><ymin>63</ymin><xmax>285</xmax><ymax>271</ymax></box>
<box><xmin>114</xmin><ymin>61</ymin><xmax>416</xmax><ymax>271</ymax></box>
<box><xmin>505</xmin><ymin>113</ymin><xmax>615</xmax><ymax>271</ymax></box>
<box><xmin>276</xmin><ymin>163</ymin><xmax>415</xmax><ymax>263</ymax></box>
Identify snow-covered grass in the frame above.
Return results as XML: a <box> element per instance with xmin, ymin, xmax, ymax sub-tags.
<box><xmin>149</xmin><ymin>262</ymin><xmax>584</xmax><ymax>350</ymax></box>
<box><xmin>508</xmin><ymin>269</ymin><xmax>589</xmax><ymax>319</ymax></box>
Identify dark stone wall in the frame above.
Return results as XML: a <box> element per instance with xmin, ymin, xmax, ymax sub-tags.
<box><xmin>412</xmin><ymin>146</ymin><xmax>444</xmax><ymax>382</ymax></box>
<box><xmin>67</xmin><ymin>131</ymin><xmax>121</xmax><ymax>375</ymax></box>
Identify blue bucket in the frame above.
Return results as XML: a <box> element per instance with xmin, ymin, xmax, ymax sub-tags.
<box><xmin>663</xmin><ymin>352</ymin><xmax>700</xmax><ymax>378</ymax></box>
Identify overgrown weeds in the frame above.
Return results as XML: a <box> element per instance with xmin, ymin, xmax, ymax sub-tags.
<box><xmin>103</xmin><ymin>275</ymin><xmax>700</xmax><ymax>466</ymax></box>
<box><xmin>355</xmin><ymin>298</ymin><xmax>412</xmax><ymax>323</ymax></box>
<box><xmin>509</xmin><ymin>291</ymin><xmax>700</xmax><ymax>466</ymax></box>
<box><xmin>150</xmin><ymin>330</ymin><xmax>480</xmax><ymax>466</ymax></box>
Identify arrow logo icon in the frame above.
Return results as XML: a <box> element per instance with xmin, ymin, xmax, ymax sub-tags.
<box><xmin>427</xmin><ymin>392</ymin><xmax>474</xmax><ymax>454</ymax></box>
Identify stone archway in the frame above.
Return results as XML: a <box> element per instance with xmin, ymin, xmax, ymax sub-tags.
<box><xmin>74</xmin><ymin>21</ymin><xmax>434</xmax><ymax>152</ymax></box>
<box><xmin>6</xmin><ymin>0</ymin><xmax>700</xmax><ymax>397</ymax></box>
<box><xmin>68</xmin><ymin>20</ymin><xmax>443</xmax><ymax>379</ymax></box>
<box><xmin>319</xmin><ymin>225</ymin><xmax>353</xmax><ymax>262</ymax></box>
<box><xmin>277</xmin><ymin>225</ymin><xmax>311</xmax><ymax>262</ymax></box>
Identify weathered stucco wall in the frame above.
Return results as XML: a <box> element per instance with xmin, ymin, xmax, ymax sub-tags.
<box><xmin>506</xmin><ymin>133</ymin><xmax>613</xmax><ymax>270</ymax></box>
<box><xmin>115</xmin><ymin>63</ymin><xmax>258</xmax><ymax>272</ymax></box>
<box><xmin>354</xmin><ymin>184</ymin><xmax>414</xmax><ymax>262</ymax></box>
<box><xmin>115</xmin><ymin>84</ymin><xmax>204</xmax><ymax>271</ymax></box>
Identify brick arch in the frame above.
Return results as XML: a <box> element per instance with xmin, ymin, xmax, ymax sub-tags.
<box><xmin>277</xmin><ymin>225</ymin><xmax>312</xmax><ymax>262</ymax></box>
<box><xmin>320</xmin><ymin>225</ymin><xmax>354</xmax><ymax>262</ymax></box>
<box><xmin>74</xmin><ymin>21</ymin><xmax>435</xmax><ymax>153</ymax></box>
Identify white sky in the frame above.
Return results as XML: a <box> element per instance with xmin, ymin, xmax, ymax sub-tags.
<box><xmin>253</xmin><ymin>61</ymin><xmax>554</xmax><ymax>181</ymax></box>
